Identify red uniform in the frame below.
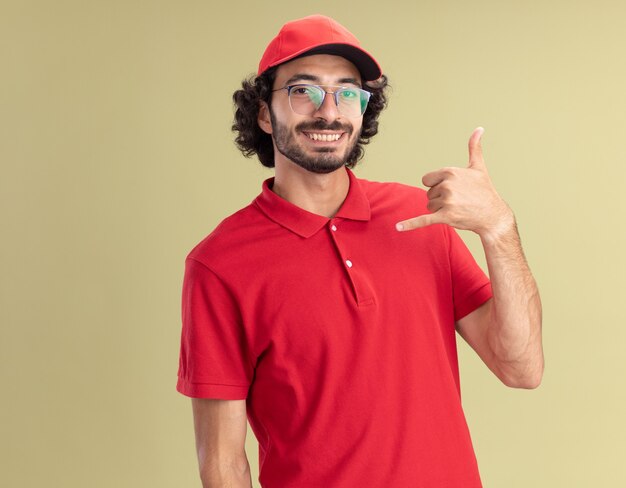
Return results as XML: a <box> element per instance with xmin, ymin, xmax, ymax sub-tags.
<box><xmin>177</xmin><ymin>167</ymin><xmax>492</xmax><ymax>487</ymax></box>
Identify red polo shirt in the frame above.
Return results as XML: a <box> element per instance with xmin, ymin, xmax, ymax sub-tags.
<box><xmin>177</xmin><ymin>167</ymin><xmax>492</xmax><ymax>487</ymax></box>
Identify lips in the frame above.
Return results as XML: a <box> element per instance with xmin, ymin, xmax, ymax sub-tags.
<box><xmin>297</xmin><ymin>120</ymin><xmax>352</xmax><ymax>145</ymax></box>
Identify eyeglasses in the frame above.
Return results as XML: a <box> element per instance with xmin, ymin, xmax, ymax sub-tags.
<box><xmin>272</xmin><ymin>84</ymin><xmax>372</xmax><ymax>118</ymax></box>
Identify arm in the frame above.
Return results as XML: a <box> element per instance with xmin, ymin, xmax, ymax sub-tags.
<box><xmin>191</xmin><ymin>398</ymin><xmax>252</xmax><ymax>488</ymax></box>
<box><xmin>396</xmin><ymin>127</ymin><xmax>544</xmax><ymax>388</ymax></box>
<box><xmin>456</xmin><ymin>218</ymin><xmax>543</xmax><ymax>388</ymax></box>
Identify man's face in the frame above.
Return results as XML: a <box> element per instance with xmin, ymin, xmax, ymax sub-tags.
<box><xmin>262</xmin><ymin>54</ymin><xmax>364</xmax><ymax>174</ymax></box>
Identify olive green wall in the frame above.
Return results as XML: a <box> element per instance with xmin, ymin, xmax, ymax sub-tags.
<box><xmin>2</xmin><ymin>0</ymin><xmax>625</xmax><ymax>486</ymax></box>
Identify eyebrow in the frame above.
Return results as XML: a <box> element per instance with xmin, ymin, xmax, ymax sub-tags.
<box><xmin>283</xmin><ymin>73</ymin><xmax>362</xmax><ymax>87</ymax></box>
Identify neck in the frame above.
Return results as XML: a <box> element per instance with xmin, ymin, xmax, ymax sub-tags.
<box><xmin>272</xmin><ymin>161</ymin><xmax>350</xmax><ymax>218</ymax></box>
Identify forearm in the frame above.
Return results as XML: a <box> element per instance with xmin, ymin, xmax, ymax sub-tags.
<box><xmin>480</xmin><ymin>214</ymin><xmax>544</xmax><ymax>388</ymax></box>
<box><xmin>199</xmin><ymin>454</ymin><xmax>252</xmax><ymax>488</ymax></box>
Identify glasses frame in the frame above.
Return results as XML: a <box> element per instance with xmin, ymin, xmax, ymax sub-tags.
<box><xmin>272</xmin><ymin>84</ymin><xmax>372</xmax><ymax>118</ymax></box>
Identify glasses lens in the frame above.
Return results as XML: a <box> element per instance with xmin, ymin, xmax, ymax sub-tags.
<box><xmin>287</xmin><ymin>85</ymin><xmax>371</xmax><ymax>118</ymax></box>
<box><xmin>337</xmin><ymin>88</ymin><xmax>370</xmax><ymax>117</ymax></box>
<box><xmin>288</xmin><ymin>85</ymin><xmax>324</xmax><ymax>115</ymax></box>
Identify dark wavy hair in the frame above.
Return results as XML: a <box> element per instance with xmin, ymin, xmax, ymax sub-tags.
<box><xmin>232</xmin><ymin>66</ymin><xmax>390</xmax><ymax>169</ymax></box>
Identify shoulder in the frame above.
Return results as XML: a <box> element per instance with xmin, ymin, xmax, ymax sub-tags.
<box><xmin>355</xmin><ymin>176</ymin><xmax>429</xmax><ymax>213</ymax></box>
<box><xmin>186</xmin><ymin>202</ymin><xmax>270</xmax><ymax>271</ymax></box>
<box><xmin>353</xmin><ymin>175</ymin><xmax>451</xmax><ymax>244</ymax></box>
<box><xmin>357</xmin><ymin>176</ymin><xmax>427</xmax><ymax>199</ymax></box>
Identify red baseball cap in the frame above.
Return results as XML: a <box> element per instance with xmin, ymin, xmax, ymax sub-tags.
<box><xmin>257</xmin><ymin>15</ymin><xmax>382</xmax><ymax>81</ymax></box>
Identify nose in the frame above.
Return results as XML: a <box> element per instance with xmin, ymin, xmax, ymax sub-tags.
<box><xmin>313</xmin><ymin>90</ymin><xmax>341</xmax><ymax>121</ymax></box>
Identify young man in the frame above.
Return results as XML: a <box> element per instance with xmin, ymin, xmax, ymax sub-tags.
<box><xmin>177</xmin><ymin>14</ymin><xmax>543</xmax><ymax>487</ymax></box>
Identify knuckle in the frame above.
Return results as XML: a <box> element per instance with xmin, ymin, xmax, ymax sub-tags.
<box><xmin>442</xmin><ymin>166</ymin><xmax>457</xmax><ymax>177</ymax></box>
<box><xmin>438</xmin><ymin>181</ymin><xmax>451</xmax><ymax>193</ymax></box>
<box><xmin>441</xmin><ymin>191</ymin><xmax>453</xmax><ymax>201</ymax></box>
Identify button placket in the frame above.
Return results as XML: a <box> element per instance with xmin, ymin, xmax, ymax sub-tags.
<box><xmin>328</xmin><ymin>219</ymin><xmax>351</xmax><ymax>274</ymax></box>
<box><xmin>327</xmin><ymin>220</ymin><xmax>372</xmax><ymax>306</ymax></box>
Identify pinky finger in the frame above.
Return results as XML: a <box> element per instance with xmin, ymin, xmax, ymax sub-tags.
<box><xmin>396</xmin><ymin>212</ymin><xmax>444</xmax><ymax>232</ymax></box>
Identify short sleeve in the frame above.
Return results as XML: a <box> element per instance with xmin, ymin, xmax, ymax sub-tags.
<box><xmin>445</xmin><ymin>226</ymin><xmax>493</xmax><ymax>321</ymax></box>
<box><xmin>176</xmin><ymin>257</ymin><xmax>253</xmax><ymax>399</ymax></box>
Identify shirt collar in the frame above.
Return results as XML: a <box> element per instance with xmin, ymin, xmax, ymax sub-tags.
<box><xmin>254</xmin><ymin>167</ymin><xmax>371</xmax><ymax>238</ymax></box>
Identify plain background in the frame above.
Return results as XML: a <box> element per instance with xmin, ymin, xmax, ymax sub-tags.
<box><xmin>2</xmin><ymin>0</ymin><xmax>625</xmax><ymax>486</ymax></box>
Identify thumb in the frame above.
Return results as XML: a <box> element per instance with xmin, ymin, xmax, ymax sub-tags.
<box><xmin>468</xmin><ymin>126</ymin><xmax>486</xmax><ymax>170</ymax></box>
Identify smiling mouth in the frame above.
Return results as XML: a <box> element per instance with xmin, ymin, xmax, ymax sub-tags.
<box><xmin>303</xmin><ymin>132</ymin><xmax>344</xmax><ymax>142</ymax></box>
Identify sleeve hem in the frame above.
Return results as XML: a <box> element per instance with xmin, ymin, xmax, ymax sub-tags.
<box><xmin>454</xmin><ymin>282</ymin><xmax>493</xmax><ymax>321</ymax></box>
<box><xmin>176</xmin><ymin>377</ymin><xmax>249</xmax><ymax>400</ymax></box>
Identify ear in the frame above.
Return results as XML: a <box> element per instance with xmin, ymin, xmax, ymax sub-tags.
<box><xmin>258</xmin><ymin>101</ymin><xmax>273</xmax><ymax>135</ymax></box>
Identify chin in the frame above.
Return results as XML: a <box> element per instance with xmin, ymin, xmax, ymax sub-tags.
<box><xmin>292</xmin><ymin>158</ymin><xmax>346</xmax><ymax>175</ymax></box>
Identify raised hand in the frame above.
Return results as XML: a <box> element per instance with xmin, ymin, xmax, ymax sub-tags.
<box><xmin>396</xmin><ymin>127</ymin><xmax>514</xmax><ymax>241</ymax></box>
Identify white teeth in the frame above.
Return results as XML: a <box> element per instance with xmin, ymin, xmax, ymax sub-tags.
<box><xmin>306</xmin><ymin>133</ymin><xmax>341</xmax><ymax>141</ymax></box>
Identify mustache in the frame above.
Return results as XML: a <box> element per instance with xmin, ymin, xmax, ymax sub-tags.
<box><xmin>296</xmin><ymin>120</ymin><xmax>353</xmax><ymax>134</ymax></box>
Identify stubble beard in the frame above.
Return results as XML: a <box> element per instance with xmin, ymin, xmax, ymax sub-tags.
<box><xmin>269</xmin><ymin>108</ymin><xmax>360</xmax><ymax>174</ymax></box>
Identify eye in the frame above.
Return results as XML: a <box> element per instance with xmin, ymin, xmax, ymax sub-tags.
<box><xmin>292</xmin><ymin>86</ymin><xmax>310</xmax><ymax>95</ymax></box>
<box><xmin>339</xmin><ymin>88</ymin><xmax>359</xmax><ymax>100</ymax></box>
<box><xmin>291</xmin><ymin>85</ymin><xmax>319</xmax><ymax>96</ymax></box>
